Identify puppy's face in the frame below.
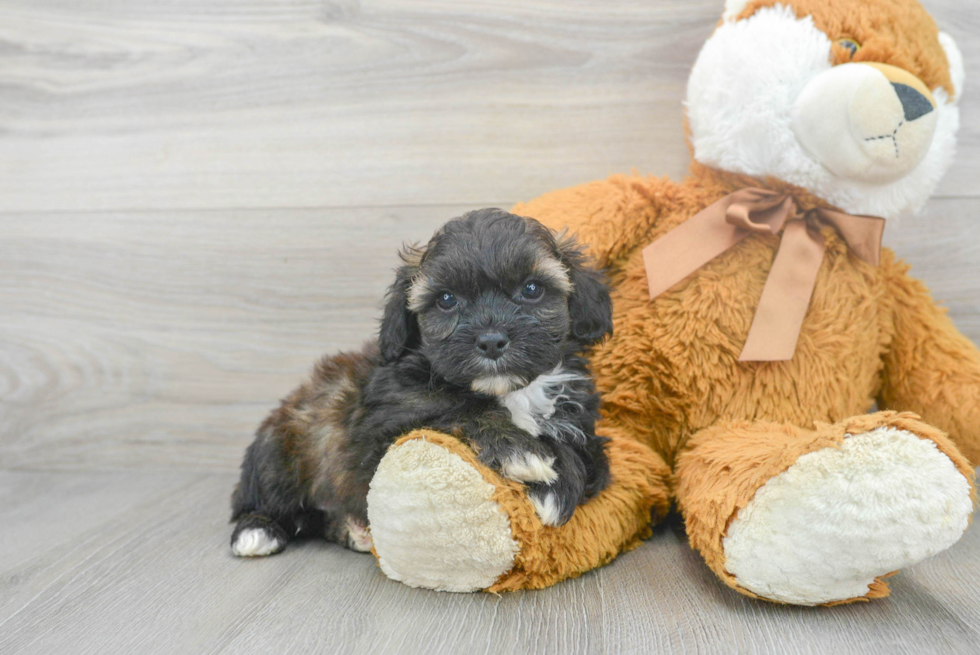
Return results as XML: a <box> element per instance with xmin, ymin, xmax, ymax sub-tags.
<box><xmin>378</xmin><ymin>209</ymin><xmax>612</xmax><ymax>394</ymax></box>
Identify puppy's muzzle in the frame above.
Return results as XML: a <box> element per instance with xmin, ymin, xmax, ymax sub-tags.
<box><xmin>476</xmin><ymin>329</ymin><xmax>509</xmax><ymax>360</ymax></box>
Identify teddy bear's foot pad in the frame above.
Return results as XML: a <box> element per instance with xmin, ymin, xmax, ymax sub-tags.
<box><xmin>722</xmin><ymin>426</ymin><xmax>973</xmax><ymax>605</ymax></box>
<box><xmin>367</xmin><ymin>438</ymin><xmax>519</xmax><ymax>592</ymax></box>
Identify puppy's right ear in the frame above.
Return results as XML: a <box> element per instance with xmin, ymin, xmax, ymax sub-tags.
<box><xmin>555</xmin><ymin>233</ymin><xmax>613</xmax><ymax>345</ymax></box>
<box><xmin>378</xmin><ymin>247</ymin><xmax>423</xmax><ymax>363</ymax></box>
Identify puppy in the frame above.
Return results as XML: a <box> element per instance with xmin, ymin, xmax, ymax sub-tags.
<box><xmin>230</xmin><ymin>208</ymin><xmax>613</xmax><ymax>557</ymax></box>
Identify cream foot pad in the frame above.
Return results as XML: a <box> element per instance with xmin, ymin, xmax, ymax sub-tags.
<box><xmin>367</xmin><ymin>438</ymin><xmax>519</xmax><ymax>592</ymax></box>
<box><xmin>722</xmin><ymin>427</ymin><xmax>973</xmax><ymax>605</ymax></box>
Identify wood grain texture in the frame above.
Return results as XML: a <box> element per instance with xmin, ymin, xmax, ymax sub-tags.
<box><xmin>0</xmin><ymin>0</ymin><xmax>975</xmax><ymax>212</ymax></box>
<box><xmin>1</xmin><ymin>1</ymin><xmax>979</xmax><ymax>652</ymax></box>
<box><xmin>0</xmin><ymin>206</ymin><xmax>458</xmax><ymax>470</ymax></box>
<box><xmin>0</xmin><ymin>470</ymin><xmax>977</xmax><ymax>655</ymax></box>
<box><xmin>1</xmin><ymin>200</ymin><xmax>977</xmax><ymax>472</ymax></box>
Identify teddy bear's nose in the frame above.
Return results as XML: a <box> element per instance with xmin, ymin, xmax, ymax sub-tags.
<box><xmin>791</xmin><ymin>61</ymin><xmax>939</xmax><ymax>185</ymax></box>
<box><xmin>892</xmin><ymin>82</ymin><xmax>934</xmax><ymax>122</ymax></box>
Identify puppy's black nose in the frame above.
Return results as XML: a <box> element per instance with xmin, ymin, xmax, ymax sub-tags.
<box><xmin>476</xmin><ymin>330</ymin><xmax>509</xmax><ymax>360</ymax></box>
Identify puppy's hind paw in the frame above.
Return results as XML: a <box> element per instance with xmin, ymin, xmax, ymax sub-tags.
<box><xmin>344</xmin><ymin>516</ymin><xmax>374</xmax><ymax>553</ymax></box>
<box><xmin>231</xmin><ymin>515</ymin><xmax>287</xmax><ymax>557</ymax></box>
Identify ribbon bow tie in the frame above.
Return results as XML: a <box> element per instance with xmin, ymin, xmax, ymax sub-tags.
<box><xmin>641</xmin><ymin>188</ymin><xmax>885</xmax><ymax>362</ymax></box>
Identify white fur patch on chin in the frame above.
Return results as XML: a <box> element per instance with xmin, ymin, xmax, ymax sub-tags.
<box><xmin>232</xmin><ymin>528</ymin><xmax>282</xmax><ymax>557</ymax></box>
<box><xmin>687</xmin><ymin>5</ymin><xmax>958</xmax><ymax>219</ymax></box>
<box><xmin>529</xmin><ymin>492</ymin><xmax>562</xmax><ymax>527</ymax></box>
<box><xmin>502</xmin><ymin>452</ymin><xmax>558</xmax><ymax>484</ymax></box>
<box><xmin>722</xmin><ymin>427</ymin><xmax>973</xmax><ymax>605</ymax></box>
<box><xmin>471</xmin><ymin>374</ymin><xmax>522</xmax><ymax>396</ymax></box>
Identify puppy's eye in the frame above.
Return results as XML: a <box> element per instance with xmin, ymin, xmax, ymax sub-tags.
<box><xmin>521</xmin><ymin>281</ymin><xmax>545</xmax><ymax>301</ymax></box>
<box><xmin>435</xmin><ymin>292</ymin><xmax>458</xmax><ymax>311</ymax></box>
<box><xmin>836</xmin><ymin>38</ymin><xmax>860</xmax><ymax>59</ymax></box>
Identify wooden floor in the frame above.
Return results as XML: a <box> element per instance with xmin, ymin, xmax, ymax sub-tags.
<box><xmin>1</xmin><ymin>470</ymin><xmax>978</xmax><ymax>655</ymax></box>
<box><xmin>1</xmin><ymin>1</ymin><xmax>978</xmax><ymax>653</ymax></box>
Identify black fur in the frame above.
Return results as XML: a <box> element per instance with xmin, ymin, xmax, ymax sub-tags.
<box><xmin>230</xmin><ymin>208</ymin><xmax>613</xmax><ymax>555</ymax></box>
<box><xmin>378</xmin><ymin>258</ymin><xmax>421</xmax><ymax>362</ymax></box>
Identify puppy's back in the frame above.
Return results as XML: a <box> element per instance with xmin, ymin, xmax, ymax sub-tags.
<box><xmin>231</xmin><ymin>341</ymin><xmax>380</xmax><ymax>524</ymax></box>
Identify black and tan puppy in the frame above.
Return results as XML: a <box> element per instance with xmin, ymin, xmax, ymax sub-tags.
<box><xmin>230</xmin><ymin>208</ymin><xmax>612</xmax><ymax>557</ymax></box>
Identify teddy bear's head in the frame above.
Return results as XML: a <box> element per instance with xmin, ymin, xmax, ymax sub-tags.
<box><xmin>686</xmin><ymin>0</ymin><xmax>964</xmax><ymax>219</ymax></box>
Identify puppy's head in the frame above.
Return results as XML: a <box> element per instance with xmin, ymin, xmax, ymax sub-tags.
<box><xmin>378</xmin><ymin>208</ymin><xmax>612</xmax><ymax>394</ymax></box>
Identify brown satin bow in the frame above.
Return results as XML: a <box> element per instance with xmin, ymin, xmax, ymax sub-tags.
<box><xmin>641</xmin><ymin>188</ymin><xmax>885</xmax><ymax>362</ymax></box>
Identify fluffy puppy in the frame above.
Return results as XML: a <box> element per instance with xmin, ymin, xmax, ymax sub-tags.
<box><xmin>230</xmin><ymin>208</ymin><xmax>613</xmax><ymax>557</ymax></box>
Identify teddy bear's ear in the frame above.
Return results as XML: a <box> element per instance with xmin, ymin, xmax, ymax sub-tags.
<box><xmin>939</xmin><ymin>32</ymin><xmax>965</xmax><ymax>102</ymax></box>
<box><xmin>723</xmin><ymin>0</ymin><xmax>752</xmax><ymax>22</ymax></box>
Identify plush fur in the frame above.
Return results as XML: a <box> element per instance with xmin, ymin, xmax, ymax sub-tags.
<box><xmin>369</xmin><ymin>428</ymin><xmax>671</xmax><ymax>592</ymax></box>
<box><xmin>687</xmin><ymin>3</ymin><xmax>961</xmax><ymax>219</ymax></box>
<box><xmin>364</xmin><ymin>0</ymin><xmax>980</xmax><ymax>603</ymax></box>
<box><xmin>230</xmin><ymin>209</ymin><xmax>614</xmax><ymax>555</ymax></box>
<box><xmin>721</xmin><ymin>425</ymin><xmax>972</xmax><ymax>605</ymax></box>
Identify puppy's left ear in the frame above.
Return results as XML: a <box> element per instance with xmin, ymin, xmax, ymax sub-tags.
<box><xmin>558</xmin><ymin>235</ymin><xmax>613</xmax><ymax>344</ymax></box>
<box><xmin>378</xmin><ymin>247</ymin><xmax>424</xmax><ymax>363</ymax></box>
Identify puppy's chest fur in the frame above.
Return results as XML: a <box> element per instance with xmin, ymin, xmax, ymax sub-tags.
<box><xmin>498</xmin><ymin>367</ymin><xmax>587</xmax><ymax>441</ymax></box>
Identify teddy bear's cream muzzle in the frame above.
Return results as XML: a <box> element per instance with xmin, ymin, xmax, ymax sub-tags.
<box><xmin>791</xmin><ymin>62</ymin><xmax>938</xmax><ymax>184</ymax></box>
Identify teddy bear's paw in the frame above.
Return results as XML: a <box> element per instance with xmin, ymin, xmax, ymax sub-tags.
<box><xmin>366</xmin><ymin>438</ymin><xmax>519</xmax><ymax>592</ymax></box>
<box><xmin>721</xmin><ymin>426</ymin><xmax>974</xmax><ymax>605</ymax></box>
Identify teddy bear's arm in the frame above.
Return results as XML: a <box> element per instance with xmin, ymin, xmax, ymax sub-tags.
<box><xmin>512</xmin><ymin>174</ymin><xmax>680</xmax><ymax>270</ymax></box>
<box><xmin>878</xmin><ymin>250</ymin><xmax>980</xmax><ymax>465</ymax></box>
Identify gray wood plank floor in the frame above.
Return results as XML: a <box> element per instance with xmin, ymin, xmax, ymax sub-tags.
<box><xmin>0</xmin><ymin>470</ymin><xmax>978</xmax><ymax>655</ymax></box>
<box><xmin>1</xmin><ymin>1</ymin><xmax>979</xmax><ymax>653</ymax></box>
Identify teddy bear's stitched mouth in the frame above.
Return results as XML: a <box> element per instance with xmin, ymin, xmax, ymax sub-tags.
<box><xmin>864</xmin><ymin>120</ymin><xmax>905</xmax><ymax>158</ymax></box>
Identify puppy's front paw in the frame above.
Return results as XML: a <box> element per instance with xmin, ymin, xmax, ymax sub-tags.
<box><xmin>501</xmin><ymin>452</ymin><xmax>558</xmax><ymax>484</ymax></box>
<box><xmin>475</xmin><ymin>435</ymin><xmax>555</xmax><ymax>479</ymax></box>
<box><xmin>526</xmin><ymin>484</ymin><xmax>578</xmax><ymax>527</ymax></box>
<box><xmin>525</xmin><ymin>457</ymin><xmax>587</xmax><ymax>527</ymax></box>
<box><xmin>521</xmin><ymin>441</ymin><xmax>589</xmax><ymax>526</ymax></box>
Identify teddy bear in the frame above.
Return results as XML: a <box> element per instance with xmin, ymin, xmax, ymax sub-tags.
<box><xmin>364</xmin><ymin>0</ymin><xmax>980</xmax><ymax>605</ymax></box>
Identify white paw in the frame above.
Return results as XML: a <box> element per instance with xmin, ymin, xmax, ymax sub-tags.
<box><xmin>529</xmin><ymin>492</ymin><xmax>562</xmax><ymax>526</ymax></box>
<box><xmin>722</xmin><ymin>427</ymin><xmax>974</xmax><ymax>605</ymax></box>
<box><xmin>344</xmin><ymin>516</ymin><xmax>374</xmax><ymax>552</ymax></box>
<box><xmin>232</xmin><ymin>528</ymin><xmax>282</xmax><ymax>557</ymax></box>
<box><xmin>501</xmin><ymin>453</ymin><xmax>558</xmax><ymax>484</ymax></box>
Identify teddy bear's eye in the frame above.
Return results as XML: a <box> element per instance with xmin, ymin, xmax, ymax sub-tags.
<box><xmin>837</xmin><ymin>38</ymin><xmax>861</xmax><ymax>58</ymax></box>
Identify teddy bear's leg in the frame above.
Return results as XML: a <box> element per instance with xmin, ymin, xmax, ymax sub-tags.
<box><xmin>674</xmin><ymin>411</ymin><xmax>976</xmax><ymax>606</ymax></box>
<box><xmin>879</xmin><ymin>252</ymin><xmax>980</xmax><ymax>465</ymax></box>
<box><xmin>366</xmin><ymin>427</ymin><xmax>671</xmax><ymax>592</ymax></box>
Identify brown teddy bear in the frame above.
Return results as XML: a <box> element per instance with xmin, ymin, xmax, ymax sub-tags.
<box><xmin>365</xmin><ymin>0</ymin><xmax>979</xmax><ymax>605</ymax></box>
